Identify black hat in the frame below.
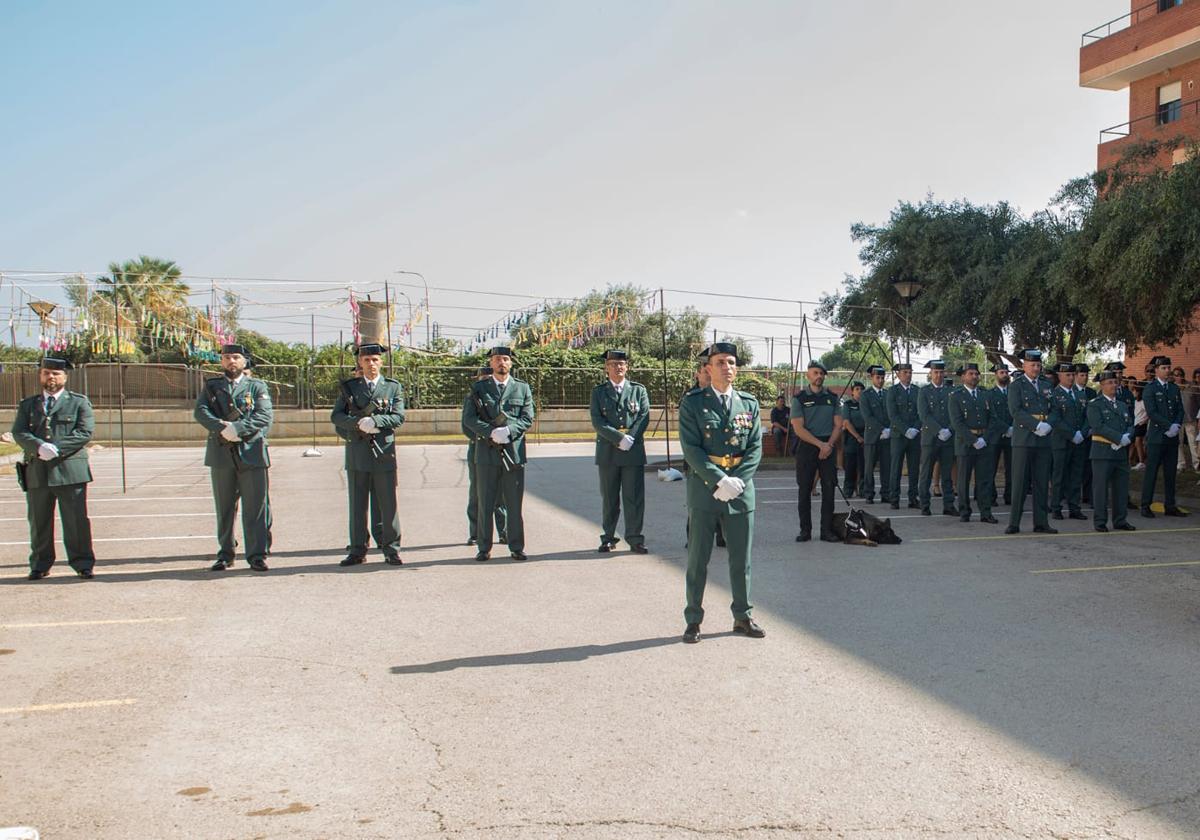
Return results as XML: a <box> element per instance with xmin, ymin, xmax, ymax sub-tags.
<box><xmin>39</xmin><ymin>357</ymin><xmax>72</xmax><ymax>371</ymax></box>
<box><xmin>866</xmin><ymin>364</ymin><xmax>886</xmax><ymax>376</ymax></box>
<box><xmin>1073</xmin><ymin>362</ymin><xmax>1090</xmax><ymax>372</ymax></box>
<box><xmin>850</xmin><ymin>380</ymin><xmax>865</xmax><ymax>390</ymax></box>
<box><xmin>1019</xmin><ymin>348</ymin><xmax>1042</xmax><ymax>362</ymax></box>
<box><xmin>960</xmin><ymin>363</ymin><xmax>980</xmax><ymax>373</ymax></box>
<box><xmin>1104</xmin><ymin>361</ymin><xmax>1126</xmax><ymax>371</ymax></box>
<box><xmin>807</xmin><ymin>360</ymin><xmax>827</xmax><ymax>373</ymax></box>
<box><xmin>1095</xmin><ymin>370</ymin><xmax>1119</xmax><ymax>383</ymax></box>
<box><xmin>487</xmin><ymin>346</ymin><xmax>516</xmax><ymax>360</ymax></box>
<box><xmin>704</xmin><ymin>342</ymin><xmax>739</xmax><ymax>362</ymax></box>
<box><xmin>892</xmin><ymin>362</ymin><xmax>912</xmax><ymax>372</ymax></box>
<box><xmin>953</xmin><ymin>366</ymin><xmax>964</xmax><ymax>377</ymax></box>
<box><xmin>220</xmin><ymin>343</ymin><xmax>250</xmax><ymax>357</ymax></box>
<box><xmin>1149</xmin><ymin>355</ymin><xmax>1172</xmax><ymax>367</ymax></box>
<box><xmin>599</xmin><ymin>349</ymin><xmax>629</xmax><ymax>362</ymax></box>
<box><xmin>1056</xmin><ymin>362</ymin><xmax>1074</xmax><ymax>374</ymax></box>
<box><xmin>923</xmin><ymin>359</ymin><xmax>946</xmax><ymax>370</ymax></box>
<box><xmin>989</xmin><ymin>362</ymin><xmax>1010</xmax><ymax>373</ymax></box>
<box><xmin>355</xmin><ymin>343</ymin><xmax>390</xmax><ymax>356</ymax></box>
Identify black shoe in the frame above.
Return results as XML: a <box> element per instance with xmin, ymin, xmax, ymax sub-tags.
<box><xmin>732</xmin><ymin>618</ymin><xmax>766</xmax><ymax>638</ymax></box>
<box><xmin>1004</xmin><ymin>525</ymin><xmax>1020</xmax><ymax>534</ymax></box>
<box><xmin>943</xmin><ymin>506</ymin><xmax>959</xmax><ymax>517</ymax></box>
<box><xmin>630</xmin><ymin>543</ymin><xmax>648</xmax><ymax>554</ymax></box>
<box><xmin>908</xmin><ymin>501</ymin><xmax>921</xmax><ymax>509</ymax></box>
<box><xmin>795</xmin><ymin>532</ymin><xmax>811</xmax><ymax>543</ymax></box>
<box><xmin>474</xmin><ymin>551</ymin><xmax>491</xmax><ymax>562</ymax></box>
<box><xmin>715</xmin><ymin>535</ymin><xmax>727</xmax><ymax>547</ymax></box>
<box><xmin>1115</xmin><ymin>523</ymin><xmax>1136</xmax><ymax>531</ymax></box>
<box><xmin>498</xmin><ymin>536</ymin><xmax>508</xmax><ymax>544</ymax></box>
<box><xmin>1164</xmin><ymin>507</ymin><xmax>1188</xmax><ymax>517</ymax></box>
<box><xmin>959</xmin><ymin>515</ymin><xmax>971</xmax><ymax>522</ymax></box>
<box><xmin>76</xmin><ymin>568</ymin><xmax>95</xmax><ymax>579</ymax></box>
<box><xmin>339</xmin><ymin>555</ymin><xmax>366</xmax><ymax>567</ymax></box>
<box><xmin>1069</xmin><ymin>511</ymin><xmax>1087</xmax><ymax>521</ymax></box>
<box><xmin>890</xmin><ymin>502</ymin><xmax>900</xmax><ymax>510</ymax></box>
<box><xmin>980</xmin><ymin>515</ymin><xmax>999</xmax><ymax>524</ymax></box>
<box><xmin>466</xmin><ymin>537</ymin><xmax>477</xmax><ymax>546</ymax></box>
<box><xmin>1094</xmin><ymin>524</ymin><xmax>1109</xmax><ymax>532</ymax></box>
<box><xmin>1033</xmin><ymin>525</ymin><xmax>1059</xmax><ymax>534</ymax></box>
<box><xmin>1003</xmin><ymin>497</ymin><xmax>1012</xmax><ymax>506</ymax></box>
<box><xmin>210</xmin><ymin>559</ymin><xmax>232</xmax><ymax>571</ymax></box>
<box><xmin>1051</xmin><ymin>511</ymin><xmax>1064</xmax><ymax>520</ymax></box>
<box><xmin>598</xmin><ymin>539</ymin><xmax>615</xmax><ymax>553</ymax></box>
<box><xmin>384</xmin><ymin>555</ymin><xmax>403</xmax><ymax>566</ymax></box>
<box><xmin>864</xmin><ymin>497</ymin><xmax>874</xmax><ymax>504</ymax></box>
<box><xmin>683</xmin><ymin>623</ymin><xmax>702</xmax><ymax>644</ymax></box>
<box><xmin>819</xmin><ymin>533</ymin><xmax>841</xmax><ymax>543</ymax></box>
<box><xmin>1141</xmin><ymin>508</ymin><xmax>1155</xmax><ymax>518</ymax></box>
<box><xmin>920</xmin><ymin>508</ymin><xmax>931</xmax><ymax>516</ymax></box>
<box><xmin>510</xmin><ymin>550</ymin><xmax>528</xmax><ymax>562</ymax></box>
<box><xmin>248</xmin><ymin>558</ymin><xmax>269</xmax><ymax>572</ymax></box>
<box><xmin>27</xmin><ymin>569</ymin><xmax>48</xmax><ymax>581</ymax></box>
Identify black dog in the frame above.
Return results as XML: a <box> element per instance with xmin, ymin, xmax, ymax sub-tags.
<box><xmin>831</xmin><ymin>509</ymin><xmax>902</xmax><ymax>547</ymax></box>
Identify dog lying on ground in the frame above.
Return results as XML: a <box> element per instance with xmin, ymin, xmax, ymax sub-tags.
<box><xmin>831</xmin><ymin>509</ymin><xmax>902</xmax><ymax>547</ymax></box>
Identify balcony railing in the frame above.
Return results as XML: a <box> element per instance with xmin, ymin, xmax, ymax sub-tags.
<box><xmin>1099</xmin><ymin>95</ymin><xmax>1200</xmax><ymax>143</ymax></box>
<box><xmin>1082</xmin><ymin>0</ymin><xmax>1178</xmax><ymax>45</ymax></box>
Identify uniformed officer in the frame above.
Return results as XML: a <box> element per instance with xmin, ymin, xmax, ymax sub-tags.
<box><xmin>917</xmin><ymin>359</ymin><xmax>957</xmax><ymax>516</ymax></box>
<box><xmin>331</xmin><ymin>343</ymin><xmax>405</xmax><ymax>566</ymax></box>
<box><xmin>589</xmin><ymin>349</ymin><xmax>651</xmax><ymax>554</ymax></box>
<box><xmin>683</xmin><ymin>352</ymin><xmax>725</xmax><ymax>549</ymax></box>
<box><xmin>947</xmin><ymin>363</ymin><xmax>999</xmax><ymax>523</ymax></box>
<box><xmin>1073</xmin><ymin>363</ymin><xmax>1097</xmax><ymax>505</ymax></box>
<box><xmin>1140</xmin><ymin>355</ymin><xmax>1188</xmax><ymax>518</ymax></box>
<box><xmin>841</xmin><ymin>381</ymin><xmax>866</xmax><ymax>498</ymax></box>
<box><xmin>791</xmin><ymin>360</ymin><xmax>844</xmax><ymax>542</ymax></box>
<box><xmin>12</xmin><ymin>357</ymin><xmax>97</xmax><ymax>580</ymax></box>
<box><xmin>1087</xmin><ymin>369</ymin><xmax>1137</xmax><ymax>532</ymax></box>
<box><xmin>860</xmin><ymin>364</ymin><xmax>891</xmax><ymax>504</ymax></box>
<box><xmin>1048</xmin><ymin>362</ymin><xmax>1089</xmax><ymax>521</ymax></box>
<box><xmin>1006</xmin><ymin>349</ymin><xmax>1060</xmax><ymax>534</ymax></box>
<box><xmin>462</xmin><ymin>346</ymin><xmax>535</xmax><ymax>562</ymax></box>
<box><xmin>193</xmin><ymin>344</ymin><xmax>274</xmax><ymax>572</ymax></box>
<box><xmin>464</xmin><ymin>366</ymin><xmax>508</xmax><ymax>546</ymax></box>
<box><xmin>988</xmin><ymin>363</ymin><xmax>1014</xmax><ymax>507</ymax></box>
<box><xmin>886</xmin><ymin>362</ymin><xmax>921</xmax><ymax>510</ymax></box>
<box><xmin>1106</xmin><ymin>361</ymin><xmax>1137</xmax><ymax>417</ymax></box>
<box><xmin>679</xmin><ymin>343</ymin><xmax>763</xmax><ymax>643</ymax></box>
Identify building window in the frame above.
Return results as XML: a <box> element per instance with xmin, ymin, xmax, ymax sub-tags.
<box><xmin>1158</xmin><ymin>81</ymin><xmax>1183</xmax><ymax>125</ymax></box>
<box><xmin>1159</xmin><ymin>0</ymin><xmax>1182</xmax><ymax>12</ymax></box>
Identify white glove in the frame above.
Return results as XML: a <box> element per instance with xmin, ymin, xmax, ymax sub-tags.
<box><xmin>937</xmin><ymin>428</ymin><xmax>951</xmax><ymax>442</ymax></box>
<box><xmin>1111</xmin><ymin>443</ymin><xmax>1121</xmax><ymax>451</ymax></box>
<box><xmin>717</xmin><ymin>475</ymin><xmax>745</xmax><ymax>499</ymax></box>
<box><xmin>1166</xmin><ymin>423</ymin><xmax>1180</xmax><ymax>438</ymax></box>
<box><xmin>357</xmin><ymin>416</ymin><xmax>378</xmax><ymax>434</ymax></box>
<box><xmin>219</xmin><ymin>423</ymin><xmax>241</xmax><ymax>443</ymax></box>
<box><xmin>712</xmin><ymin>484</ymin><xmax>734</xmax><ymax>502</ymax></box>
<box><xmin>905</xmin><ymin>427</ymin><xmax>919</xmax><ymax>440</ymax></box>
<box><xmin>617</xmin><ymin>434</ymin><xmax>635</xmax><ymax>451</ymax></box>
<box><xmin>973</xmin><ymin>437</ymin><xmax>986</xmax><ymax>450</ymax></box>
<box><xmin>1120</xmin><ymin>433</ymin><xmax>1131</xmax><ymax>447</ymax></box>
<box><xmin>37</xmin><ymin>442</ymin><xmax>58</xmax><ymax>461</ymax></box>
<box><xmin>1034</xmin><ymin>421</ymin><xmax>1052</xmax><ymax>437</ymax></box>
<box><xmin>1005</xmin><ymin>426</ymin><xmax>1013</xmax><ymax>438</ymax></box>
<box><xmin>880</xmin><ymin>428</ymin><xmax>891</xmax><ymax>440</ymax></box>
<box><xmin>1072</xmin><ymin>430</ymin><xmax>1084</xmax><ymax>445</ymax></box>
<box><xmin>490</xmin><ymin>427</ymin><xmax>511</xmax><ymax>444</ymax></box>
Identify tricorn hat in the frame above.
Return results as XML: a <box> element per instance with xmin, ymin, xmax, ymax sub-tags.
<box><xmin>1019</xmin><ymin>348</ymin><xmax>1043</xmax><ymax>362</ymax></box>
<box><xmin>807</xmin><ymin>360</ymin><xmax>827</xmax><ymax>373</ymax></box>
<box><xmin>487</xmin><ymin>346</ymin><xmax>516</xmax><ymax>361</ymax></box>
<box><xmin>892</xmin><ymin>362</ymin><xmax>913</xmax><ymax>372</ymax></box>
<box><xmin>1095</xmin><ymin>370</ymin><xmax>1119</xmax><ymax>383</ymax></box>
<box><xmin>39</xmin><ymin>357</ymin><xmax>72</xmax><ymax>371</ymax></box>
<box><xmin>599</xmin><ymin>349</ymin><xmax>629</xmax><ymax>362</ymax></box>
<box><xmin>703</xmin><ymin>342</ymin><xmax>739</xmax><ymax>363</ymax></box>
<box><xmin>866</xmin><ymin>364</ymin><xmax>886</xmax><ymax>376</ymax></box>
<box><xmin>989</xmin><ymin>362</ymin><xmax>1010</xmax><ymax>373</ymax></box>
<box><xmin>923</xmin><ymin>359</ymin><xmax>946</xmax><ymax>370</ymax></box>
<box><xmin>960</xmin><ymin>362</ymin><xmax>980</xmax><ymax>373</ymax></box>
<box><xmin>355</xmin><ymin>343</ymin><xmax>390</xmax><ymax>357</ymax></box>
<box><xmin>1149</xmin><ymin>355</ymin><xmax>1172</xmax><ymax>367</ymax></box>
<box><xmin>1056</xmin><ymin>362</ymin><xmax>1074</xmax><ymax>374</ymax></box>
<box><xmin>1104</xmin><ymin>360</ymin><xmax>1126</xmax><ymax>371</ymax></box>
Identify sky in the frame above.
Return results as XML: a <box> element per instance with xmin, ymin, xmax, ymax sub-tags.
<box><xmin>0</xmin><ymin>0</ymin><xmax>1128</xmax><ymax>360</ymax></box>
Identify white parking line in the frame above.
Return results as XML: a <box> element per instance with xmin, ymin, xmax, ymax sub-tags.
<box><xmin>0</xmin><ymin>513</ymin><xmax>209</xmax><ymax>522</ymax></box>
<box><xmin>0</xmin><ymin>496</ymin><xmax>211</xmax><ymax>504</ymax></box>
<box><xmin>0</xmin><ymin>535</ymin><xmax>209</xmax><ymax>546</ymax></box>
<box><xmin>0</xmin><ymin>698</ymin><xmax>137</xmax><ymax>715</ymax></box>
<box><xmin>1</xmin><ymin>617</ymin><xmax>185</xmax><ymax>629</ymax></box>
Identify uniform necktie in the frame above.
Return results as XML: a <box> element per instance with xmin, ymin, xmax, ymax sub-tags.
<box><xmin>720</xmin><ymin>394</ymin><xmax>729</xmax><ymax>411</ymax></box>
<box><xmin>45</xmin><ymin>395</ymin><xmax>55</xmax><ymax>413</ymax></box>
<box><xmin>367</xmin><ymin>380</ymin><xmax>375</xmax><ymax>395</ymax></box>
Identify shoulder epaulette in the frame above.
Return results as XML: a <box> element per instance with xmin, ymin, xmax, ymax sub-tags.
<box><xmin>736</xmin><ymin>389</ymin><xmax>757</xmax><ymax>401</ymax></box>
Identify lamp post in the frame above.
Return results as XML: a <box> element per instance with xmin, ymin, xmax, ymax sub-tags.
<box><xmin>393</xmin><ymin>290</ymin><xmax>415</xmax><ymax>347</ymax></box>
<box><xmin>890</xmin><ymin>274</ymin><xmax>924</xmax><ymax>363</ymax></box>
<box><xmin>394</xmin><ymin>270</ymin><xmax>429</xmax><ymax>348</ymax></box>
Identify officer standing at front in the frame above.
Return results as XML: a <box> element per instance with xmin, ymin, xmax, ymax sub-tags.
<box><xmin>1074</xmin><ymin>363</ymin><xmax>1097</xmax><ymax>505</ymax></box>
<box><xmin>331</xmin><ymin>343</ymin><xmax>406</xmax><ymax>567</ymax></box>
<box><xmin>462</xmin><ymin>346</ymin><xmax>535</xmax><ymax>562</ymax></box>
<box><xmin>678</xmin><ymin>343</ymin><xmax>763</xmax><ymax>643</ymax></box>
<box><xmin>1006</xmin><ymin>349</ymin><xmax>1060</xmax><ymax>534</ymax></box>
<box><xmin>463</xmin><ymin>366</ymin><xmax>507</xmax><ymax>546</ymax></box>
<box><xmin>860</xmin><ymin>364</ymin><xmax>891</xmax><ymax>504</ymax></box>
<box><xmin>193</xmin><ymin>344</ymin><xmax>274</xmax><ymax>572</ymax></box>
<box><xmin>790</xmin><ymin>360</ymin><xmax>844</xmax><ymax>543</ymax></box>
<box><xmin>1049</xmin><ymin>362</ymin><xmax>1088</xmax><ymax>521</ymax></box>
<box><xmin>917</xmin><ymin>360</ymin><xmax>956</xmax><ymax>516</ymax></box>
<box><xmin>948</xmin><ymin>363</ymin><xmax>999</xmax><ymax>524</ymax></box>
<box><xmin>840</xmin><ymin>381</ymin><xmax>866</xmax><ymax>498</ymax></box>
<box><xmin>589</xmin><ymin>349</ymin><xmax>651</xmax><ymax>554</ymax></box>
<box><xmin>886</xmin><ymin>362</ymin><xmax>922</xmax><ymax>510</ymax></box>
<box><xmin>988</xmin><ymin>363</ymin><xmax>1014</xmax><ymax>507</ymax></box>
<box><xmin>1140</xmin><ymin>355</ymin><xmax>1188</xmax><ymax>518</ymax></box>
<box><xmin>12</xmin><ymin>357</ymin><xmax>97</xmax><ymax>581</ymax></box>
<box><xmin>1087</xmin><ymin>369</ymin><xmax>1137</xmax><ymax>532</ymax></box>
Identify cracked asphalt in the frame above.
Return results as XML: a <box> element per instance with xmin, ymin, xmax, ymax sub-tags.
<box><xmin>2</xmin><ymin>444</ymin><xmax>1199</xmax><ymax>839</ymax></box>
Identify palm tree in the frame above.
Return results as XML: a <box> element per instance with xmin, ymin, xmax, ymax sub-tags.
<box><xmin>96</xmin><ymin>256</ymin><xmax>191</xmax><ymax>357</ymax></box>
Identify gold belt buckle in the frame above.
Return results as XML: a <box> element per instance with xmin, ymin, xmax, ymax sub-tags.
<box><xmin>708</xmin><ymin>454</ymin><xmax>742</xmax><ymax>468</ymax></box>
<box><xmin>617</xmin><ymin>427</ymin><xmax>628</xmax><ymax>433</ymax></box>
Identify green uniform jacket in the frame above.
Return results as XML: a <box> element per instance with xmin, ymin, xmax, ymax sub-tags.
<box><xmin>917</xmin><ymin>383</ymin><xmax>954</xmax><ymax>446</ymax></box>
<box><xmin>330</xmin><ymin>377</ymin><xmax>406</xmax><ymax>471</ymax></box>
<box><xmin>589</xmin><ymin>380</ymin><xmax>650</xmax><ymax>466</ymax></box>
<box><xmin>679</xmin><ymin>386</ymin><xmax>762</xmax><ymax>515</ymax></box>
<box><xmin>1008</xmin><ymin>374</ymin><xmax>1060</xmax><ymax>449</ymax></box>
<box><xmin>860</xmin><ymin>386</ymin><xmax>889</xmax><ymax>444</ymax></box>
<box><xmin>840</xmin><ymin>398</ymin><xmax>866</xmax><ymax>436</ymax></box>
<box><xmin>988</xmin><ymin>385</ymin><xmax>1013</xmax><ymax>432</ymax></box>
<box><xmin>462</xmin><ymin>377</ymin><xmax>535</xmax><ymax>466</ymax></box>
<box><xmin>1087</xmin><ymin>396</ymin><xmax>1134</xmax><ymax>460</ymax></box>
<box><xmin>1115</xmin><ymin>384</ymin><xmax>1136</xmax><ymax>418</ymax></box>
<box><xmin>12</xmin><ymin>390</ymin><xmax>95</xmax><ymax>488</ymax></box>
<box><xmin>1049</xmin><ymin>385</ymin><xmax>1089</xmax><ymax>451</ymax></box>
<box><xmin>194</xmin><ymin>376</ymin><xmax>274</xmax><ymax>468</ymax></box>
<box><xmin>885</xmin><ymin>383</ymin><xmax>921</xmax><ymax>436</ymax></box>
<box><xmin>1142</xmin><ymin>377</ymin><xmax>1185</xmax><ymax>444</ymax></box>
<box><xmin>947</xmin><ymin>385</ymin><xmax>1000</xmax><ymax>455</ymax></box>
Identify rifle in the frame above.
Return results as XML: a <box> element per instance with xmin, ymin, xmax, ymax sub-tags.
<box><xmin>206</xmin><ymin>379</ymin><xmax>244</xmax><ymax>448</ymax></box>
<box><xmin>340</xmin><ymin>380</ymin><xmax>386</xmax><ymax>460</ymax></box>
<box><xmin>471</xmin><ymin>390</ymin><xmax>517</xmax><ymax>472</ymax></box>
<box><xmin>16</xmin><ymin>401</ymin><xmax>55</xmax><ymax>492</ymax></box>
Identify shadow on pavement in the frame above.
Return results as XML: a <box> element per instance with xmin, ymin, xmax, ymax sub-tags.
<box><xmin>389</xmin><ymin>634</ymin><xmax>716</xmax><ymax>674</ymax></box>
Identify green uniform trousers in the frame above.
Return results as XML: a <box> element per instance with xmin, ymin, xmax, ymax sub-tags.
<box><xmin>475</xmin><ymin>463</ymin><xmax>525</xmax><ymax>553</ymax></box>
<box><xmin>211</xmin><ymin>463</ymin><xmax>272</xmax><ymax>564</ymax></box>
<box><xmin>1092</xmin><ymin>459</ymin><xmax>1131</xmax><ymax>528</ymax></box>
<box><xmin>1050</xmin><ymin>445</ymin><xmax>1086</xmax><ymax>514</ymax></box>
<box><xmin>27</xmin><ymin>483</ymin><xmax>95</xmax><ymax>573</ymax></box>
<box><xmin>862</xmin><ymin>439</ymin><xmax>890</xmax><ymax>502</ymax></box>
<box><xmin>348</xmin><ymin>469</ymin><xmax>400</xmax><ymax>557</ymax></box>
<box><xmin>467</xmin><ymin>457</ymin><xmax>507</xmax><ymax>541</ymax></box>
<box><xmin>889</xmin><ymin>436</ymin><xmax>920</xmax><ymax>505</ymax></box>
<box><xmin>684</xmin><ymin>509</ymin><xmax>753</xmax><ymax>625</ymax></box>
<box><xmin>956</xmin><ymin>448</ymin><xmax>994</xmax><ymax>517</ymax></box>
<box><xmin>919</xmin><ymin>441</ymin><xmax>955</xmax><ymax>511</ymax></box>
<box><xmin>597</xmin><ymin>464</ymin><xmax>645</xmax><ymax>545</ymax></box>
<box><xmin>1142</xmin><ymin>440</ymin><xmax>1179</xmax><ymax>509</ymax></box>
<box><xmin>1009</xmin><ymin>446</ymin><xmax>1051</xmax><ymax>529</ymax></box>
<box><xmin>991</xmin><ymin>441</ymin><xmax>1012</xmax><ymax>506</ymax></box>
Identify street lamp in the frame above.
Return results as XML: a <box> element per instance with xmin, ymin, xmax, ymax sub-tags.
<box><xmin>889</xmin><ymin>274</ymin><xmax>924</xmax><ymax>363</ymax></box>
<box><xmin>393</xmin><ymin>290</ymin><xmax>414</xmax><ymax>347</ymax></box>
<box><xmin>394</xmin><ymin>270</ymin><xmax>429</xmax><ymax>348</ymax></box>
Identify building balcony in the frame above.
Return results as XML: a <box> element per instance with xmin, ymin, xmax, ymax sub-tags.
<box><xmin>1081</xmin><ymin>0</ymin><xmax>1200</xmax><ymax>90</ymax></box>
<box><xmin>1096</xmin><ymin>96</ymin><xmax>1200</xmax><ymax>168</ymax></box>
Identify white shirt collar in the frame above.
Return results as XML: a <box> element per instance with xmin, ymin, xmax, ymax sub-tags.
<box><xmin>493</xmin><ymin>375</ymin><xmax>509</xmax><ymax>387</ymax></box>
<box><xmin>609</xmin><ymin>379</ymin><xmax>625</xmax><ymax>391</ymax></box>
<box><xmin>1059</xmin><ymin>384</ymin><xmax>1073</xmax><ymax>392</ymax></box>
<box><xmin>1157</xmin><ymin>377</ymin><xmax>1169</xmax><ymax>387</ymax></box>
<box><xmin>712</xmin><ymin>384</ymin><xmax>734</xmax><ymax>400</ymax></box>
<box><xmin>364</xmin><ymin>375</ymin><xmax>380</xmax><ymax>386</ymax></box>
<box><xmin>43</xmin><ymin>389</ymin><xmax>63</xmax><ymax>400</ymax></box>
<box><xmin>227</xmin><ymin>373</ymin><xmax>246</xmax><ymax>386</ymax></box>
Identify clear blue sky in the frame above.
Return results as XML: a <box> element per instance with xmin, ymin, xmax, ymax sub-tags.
<box><xmin>0</xmin><ymin>1</ymin><xmax>1126</xmax><ymax>357</ymax></box>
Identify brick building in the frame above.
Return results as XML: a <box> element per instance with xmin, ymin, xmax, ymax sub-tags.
<box><xmin>1081</xmin><ymin>0</ymin><xmax>1200</xmax><ymax>377</ymax></box>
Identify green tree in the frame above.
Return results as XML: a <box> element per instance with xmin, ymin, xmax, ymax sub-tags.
<box><xmin>818</xmin><ymin>338</ymin><xmax>893</xmax><ymax>373</ymax></box>
<box><xmin>93</xmin><ymin>256</ymin><xmax>193</xmax><ymax>358</ymax></box>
